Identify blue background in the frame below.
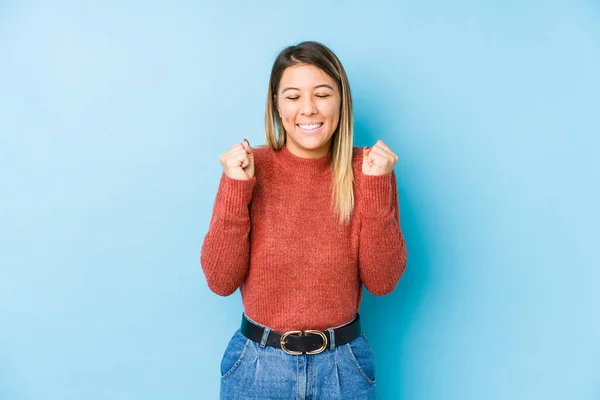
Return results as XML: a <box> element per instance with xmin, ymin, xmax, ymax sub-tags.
<box><xmin>1</xmin><ymin>1</ymin><xmax>599</xmax><ymax>399</ymax></box>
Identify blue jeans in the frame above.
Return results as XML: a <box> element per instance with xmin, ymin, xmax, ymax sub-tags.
<box><xmin>219</xmin><ymin>315</ymin><xmax>377</xmax><ymax>399</ymax></box>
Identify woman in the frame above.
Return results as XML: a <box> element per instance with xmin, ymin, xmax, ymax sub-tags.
<box><xmin>200</xmin><ymin>41</ymin><xmax>407</xmax><ymax>399</ymax></box>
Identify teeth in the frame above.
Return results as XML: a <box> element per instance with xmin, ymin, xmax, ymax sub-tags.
<box><xmin>298</xmin><ymin>123</ymin><xmax>323</xmax><ymax>130</ymax></box>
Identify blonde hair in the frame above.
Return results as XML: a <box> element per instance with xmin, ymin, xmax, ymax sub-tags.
<box><xmin>264</xmin><ymin>41</ymin><xmax>355</xmax><ymax>225</ymax></box>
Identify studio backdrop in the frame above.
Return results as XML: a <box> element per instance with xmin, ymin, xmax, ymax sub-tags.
<box><xmin>0</xmin><ymin>1</ymin><xmax>598</xmax><ymax>399</ymax></box>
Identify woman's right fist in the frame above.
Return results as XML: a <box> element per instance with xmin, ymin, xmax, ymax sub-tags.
<box><xmin>219</xmin><ymin>139</ymin><xmax>255</xmax><ymax>180</ymax></box>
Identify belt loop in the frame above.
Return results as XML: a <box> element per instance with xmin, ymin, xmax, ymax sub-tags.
<box><xmin>327</xmin><ymin>328</ymin><xmax>335</xmax><ymax>350</ymax></box>
<box><xmin>260</xmin><ymin>327</ymin><xmax>271</xmax><ymax>348</ymax></box>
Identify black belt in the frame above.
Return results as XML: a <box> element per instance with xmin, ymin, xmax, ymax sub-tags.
<box><xmin>240</xmin><ymin>312</ymin><xmax>361</xmax><ymax>355</ymax></box>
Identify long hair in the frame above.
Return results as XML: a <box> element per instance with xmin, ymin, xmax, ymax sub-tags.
<box><xmin>264</xmin><ymin>41</ymin><xmax>355</xmax><ymax>225</ymax></box>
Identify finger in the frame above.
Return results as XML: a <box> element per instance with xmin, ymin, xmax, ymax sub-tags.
<box><xmin>241</xmin><ymin>155</ymin><xmax>250</xmax><ymax>168</ymax></box>
<box><xmin>371</xmin><ymin>147</ymin><xmax>397</xmax><ymax>165</ymax></box>
<box><xmin>374</xmin><ymin>141</ymin><xmax>398</xmax><ymax>162</ymax></box>
<box><xmin>374</xmin><ymin>140</ymin><xmax>390</xmax><ymax>151</ymax></box>
<box><xmin>242</xmin><ymin>139</ymin><xmax>253</xmax><ymax>155</ymax></box>
<box><xmin>377</xmin><ymin>146</ymin><xmax>398</xmax><ymax>163</ymax></box>
<box><xmin>243</xmin><ymin>138</ymin><xmax>253</xmax><ymax>150</ymax></box>
<box><xmin>227</xmin><ymin>143</ymin><xmax>245</xmax><ymax>155</ymax></box>
<box><xmin>227</xmin><ymin>151</ymin><xmax>248</xmax><ymax>167</ymax></box>
<box><xmin>228</xmin><ymin>146</ymin><xmax>247</xmax><ymax>157</ymax></box>
<box><xmin>221</xmin><ymin>148</ymin><xmax>243</xmax><ymax>163</ymax></box>
<box><xmin>363</xmin><ymin>147</ymin><xmax>374</xmax><ymax>165</ymax></box>
<box><xmin>368</xmin><ymin>155</ymin><xmax>375</xmax><ymax>167</ymax></box>
<box><xmin>368</xmin><ymin>147</ymin><xmax>389</xmax><ymax>162</ymax></box>
<box><xmin>372</xmin><ymin>141</ymin><xmax>393</xmax><ymax>156</ymax></box>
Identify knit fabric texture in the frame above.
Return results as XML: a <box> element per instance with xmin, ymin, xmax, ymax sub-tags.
<box><xmin>200</xmin><ymin>145</ymin><xmax>407</xmax><ymax>332</ymax></box>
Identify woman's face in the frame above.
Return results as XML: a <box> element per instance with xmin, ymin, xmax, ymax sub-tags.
<box><xmin>276</xmin><ymin>64</ymin><xmax>341</xmax><ymax>158</ymax></box>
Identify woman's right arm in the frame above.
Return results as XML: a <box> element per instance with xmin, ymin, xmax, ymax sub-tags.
<box><xmin>200</xmin><ymin>173</ymin><xmax>255</xmax><ymax>296</ymax></box>
<box><xmin>200</xmin><ymin>140</ymin><xmax>255</xmax><ymax>296</ymax></box>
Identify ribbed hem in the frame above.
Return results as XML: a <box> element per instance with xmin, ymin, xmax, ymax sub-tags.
<box><xmin>360</xmin><ymin>173</ymin><xmax>393</xmax><ymax>213</ymax></box>
<box><xmin>215</xmin><ymin>172</ymin><xmax>256</xmax><ymax>216</ymax></box>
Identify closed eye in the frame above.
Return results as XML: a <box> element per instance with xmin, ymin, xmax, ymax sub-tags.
<box><xmin>286</xmin><ymin>94</ymin><xmax>331</xmax><ymax>100</ymax></box>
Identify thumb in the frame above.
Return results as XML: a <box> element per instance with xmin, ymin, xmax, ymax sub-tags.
<box><xmin>241</xmin><ymin>139</ymin><xmax>254</xmax><ymax>170</ymax></box>
<box><xmin>363</xmin><ymin>146</ymin><xmax>373</xmax><ymax>167</ymax></box>
<box><xmin>242</xmin><ymin>138</ymin><xmax>253</xmax><ymax>154</ymax></box>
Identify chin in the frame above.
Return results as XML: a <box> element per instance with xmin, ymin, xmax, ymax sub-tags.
<box><xmin>299</xmin><ymin>138</ymin><xmax>328</xmax><ymax>149</ymax></box>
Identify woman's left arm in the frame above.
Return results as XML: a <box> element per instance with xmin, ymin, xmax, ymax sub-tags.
<box><xmin>358</xmin><ymin>141</ymin><xmax>408</xmax><ymax>296</ymax></box>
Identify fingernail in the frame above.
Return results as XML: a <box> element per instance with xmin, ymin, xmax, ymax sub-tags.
<box><xmin>244</xmin><ymin>138</ymin><xmax>250</xmax><ymax>145</ymax></box>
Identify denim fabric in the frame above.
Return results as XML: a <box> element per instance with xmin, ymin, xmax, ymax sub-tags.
<box><xmin>219</xmin><ymin>327</ymin><xmax>377</xmax><ymax>399</ymax></box>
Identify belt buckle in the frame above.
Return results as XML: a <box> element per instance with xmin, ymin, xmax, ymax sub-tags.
<box><xmin>280</xmin><ymin>329</ymin><xmax>328</xmax><ymax>355</ymax></box>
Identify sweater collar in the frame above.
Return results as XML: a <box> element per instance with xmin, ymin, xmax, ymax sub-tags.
<box><xmin>275</xmin><ymin>145</ymin><xmax>332</xmax><ymax>176</ymax></box>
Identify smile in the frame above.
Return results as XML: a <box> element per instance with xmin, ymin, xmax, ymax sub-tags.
<box><xmin>297</xmin><ymin>123</ymin><xmax>324</xmax><ymax>133</ymax></box>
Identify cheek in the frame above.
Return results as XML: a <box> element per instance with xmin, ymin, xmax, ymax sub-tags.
<box><xmin>279</xmin><ymin>104</ymin><xmax>298</xmax><ymax>124</ymax></box>
<box><xmin>322</xmin><ymin>102</ymin><xmax>341</xmax><ymax>123</ymax></box>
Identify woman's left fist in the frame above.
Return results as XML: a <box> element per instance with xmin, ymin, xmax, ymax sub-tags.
<box><xmin>362</xmin><ymin>140</ymin><xmax>398</xmax><ymax>176</ymax></box>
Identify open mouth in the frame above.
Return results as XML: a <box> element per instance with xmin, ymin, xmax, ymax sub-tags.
<box><xmin>297</xmin><ymin>123</ymin><xmax>324</xmax><ymax>133</ymax></box>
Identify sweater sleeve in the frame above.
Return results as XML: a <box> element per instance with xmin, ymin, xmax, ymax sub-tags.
<box><xmin>358</xmin><ymin>170</ymin><xmax>408</xmax><ymax>296</ymax></box>
<box><xmin>200</xmin><ymin>172</ymin><xmax>256</xmax><ymax>296</ymax></box>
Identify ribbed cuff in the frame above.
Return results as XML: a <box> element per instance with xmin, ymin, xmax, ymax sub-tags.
<box><xmin>360</xmin><ymin>173</ymin><xmax>393</xmax><ymax>213</ymax></box>
<box><xmin>214</xmin><ymin>172</ymin><xmax>256</xmax><ymax>216</ymax></box>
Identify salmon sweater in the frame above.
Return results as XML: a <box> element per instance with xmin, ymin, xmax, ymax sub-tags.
<box><xmin>200</xmin><ymin>145</ymin><xmax>407</xmax><ymax>332</ymax></box>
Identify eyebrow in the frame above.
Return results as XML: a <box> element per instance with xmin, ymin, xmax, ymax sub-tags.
<box><xmin>281</xmin><ymin>84</ymin><xmax>334</xmax><ymax>94</ymax></box>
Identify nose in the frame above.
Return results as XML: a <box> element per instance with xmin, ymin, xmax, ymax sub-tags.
<box><xmin>300</xmin><ymin>96</ymin><xmax>317</xmax><ymax>116</ymax></box>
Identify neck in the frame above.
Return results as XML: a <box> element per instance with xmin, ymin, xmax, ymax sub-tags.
<box><xmin>285</xmin><ymin>143</ymin><xmax>330</xmax><ymax>159</ymax></box>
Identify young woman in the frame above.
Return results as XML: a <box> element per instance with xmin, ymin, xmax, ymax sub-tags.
<box><xmin>200</xmin><ymin>41</ymin><xmax>407</xmax><ymax>399</ymax></box>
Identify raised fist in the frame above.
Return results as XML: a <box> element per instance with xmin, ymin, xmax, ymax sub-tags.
<box><xmin>362</xmin><ymin>140</ymin><xmax>398</xmax><ymax>176</ymax></box>
<box><xmin>219</xmin><ymin>139</ymin><xmax>255</xmax><ymax>180</ymax></box>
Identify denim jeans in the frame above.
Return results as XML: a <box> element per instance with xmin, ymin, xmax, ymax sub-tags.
<box><xmin>219</xmin><ymin>315</ymin><xmax>377</xmax><ymax>399</ymax></box>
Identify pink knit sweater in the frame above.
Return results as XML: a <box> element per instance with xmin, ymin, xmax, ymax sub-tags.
<box><xmin>200</xmin><ymin>145</ymin><xmax>407</xmax><ymax>332</ymax></box>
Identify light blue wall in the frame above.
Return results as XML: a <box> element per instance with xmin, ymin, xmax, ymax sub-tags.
<box><xmin>1</xmin><ymin>1</ymin><xmax>598</xmax><ymax>399</ymax></box>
